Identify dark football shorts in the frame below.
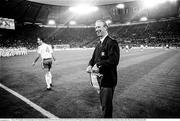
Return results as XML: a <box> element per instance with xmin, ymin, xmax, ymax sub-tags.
<box><xmin>42</xmin><ymin>58</ymin><xmax>52</xmax><ymax>70</ymax></box>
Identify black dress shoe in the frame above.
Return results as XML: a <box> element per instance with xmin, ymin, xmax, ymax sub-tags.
<box><xmin>47</xmin><ymin>88</ymin><xmax>51</xmax><ymax>91</ymax></box>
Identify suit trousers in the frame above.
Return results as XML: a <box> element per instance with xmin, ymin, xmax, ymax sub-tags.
<box><xmin>100</xmin><ymin>86</ymin><xmax>115</xmax><ymax>118</ymax></box>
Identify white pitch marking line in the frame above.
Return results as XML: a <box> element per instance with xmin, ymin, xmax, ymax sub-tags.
<box><xmin>0</xmin><ymin>83</ymin><xmax>59</xmax><ymax>119</ymax></box>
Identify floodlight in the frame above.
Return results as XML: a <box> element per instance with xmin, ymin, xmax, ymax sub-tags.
<box><xmin>142</xmin><ymin>0</ymin><xmax>159</xmax><ymax>8</ymax></box>
<box><xmin>140</xmin><ymin>17</ymin><xmax>148</xmax><ymax>21</ymax></box>
<box><xmin>69</xmin><ymin>20</ymin><xmax>76</xmax><ymax>25</ymax></box>
<box><xmin>69</xmin><ymin>4</ymin><xmax>98</xmax><ymax>15</ymax></box>
<box><xmin>48</xmin><ymin>19</ymin><xmax>55</xmax><ymax>25</ymax></box>
<box><xmin>116</xmin><ymin>4</ymin><xmax>125</xmax><ymax>9</ymax></box>
<box><xmin>106</xmin><ymin>20</ymin><xmax>112</xmax><ymax>25</ymax></box>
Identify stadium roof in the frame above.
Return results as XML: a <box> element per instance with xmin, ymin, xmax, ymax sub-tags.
<box><xmin>0</xmin><ymin>0</ymin><xmax>136</xmax><ymax>25</ymax></box>
<box><xmin>0</xmin><ymin>0</ymin><xmax>179</xmax><ymax>26</ymax></box>
<box><xmin>28</xmin><ymin>0</ymin><xmax>135</xmax><ymax>6</ymax></box>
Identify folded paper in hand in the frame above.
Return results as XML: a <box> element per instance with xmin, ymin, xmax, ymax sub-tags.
<box><xmin>89</xmin><ymin>72</ymin><xmax>103</xmax><ymax>91</ymax></box>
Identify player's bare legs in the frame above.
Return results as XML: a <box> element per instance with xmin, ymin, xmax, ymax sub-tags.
<box><xmin>44</xmin><ymin>68</ymin><xmax>52</xmax><ymax>90</ymax></box>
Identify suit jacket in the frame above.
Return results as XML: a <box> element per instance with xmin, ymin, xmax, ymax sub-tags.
<box><xmin>89</xmin><ymin>36</ymin><xmax>120</xmax><ymax>87</ymax></box>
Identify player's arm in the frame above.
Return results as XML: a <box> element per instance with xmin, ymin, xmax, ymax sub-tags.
<box><xmin>52</xmin><ymin>53</ymin><xmax>56</xmax><ymax>61</ymax></box>
<box><xmin>32</xmin><ymin>54</ymin><xmax>40</xmax><ymax>66</ymax></box>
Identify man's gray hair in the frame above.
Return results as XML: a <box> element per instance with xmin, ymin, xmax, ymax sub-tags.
<box><xmin>95</xmin><ymin>19</ymin><xmax>108</xmax><ymax>28</ymax></box>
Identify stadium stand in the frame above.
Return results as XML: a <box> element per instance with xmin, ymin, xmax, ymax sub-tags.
<box><xmin>1</xmin><ymin>18</ymin><xmax>180</xmax><ymax>50</ymax></box>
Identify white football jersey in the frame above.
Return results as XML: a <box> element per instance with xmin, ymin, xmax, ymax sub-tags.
<box><xmin>38</xmin><ymin>43</ymin><xmax>53</xmax><ymax>59</ymax></box>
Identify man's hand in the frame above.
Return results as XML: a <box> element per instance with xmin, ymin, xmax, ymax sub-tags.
<box><xmin>92</xmin><ymin>64</ymin><xmax>99</xmax><ymax>73</ymax></box>
<box><xmin>86</xmin><ymin>65</ymin><xmax>92</xmax><ymax>73</ymax></box>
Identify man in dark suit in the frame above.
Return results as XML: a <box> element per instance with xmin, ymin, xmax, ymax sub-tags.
<box><xmin>86</xmin><ymin>20</ymin><xmax>120</xmax><ymax>118</ymax></box>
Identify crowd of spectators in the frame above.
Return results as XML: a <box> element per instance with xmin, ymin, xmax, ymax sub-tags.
<box><xmin>109</xmin><ymin>19</ymin><xmax>180</xmax><ymax>48</ymax></box>
<box><xmin>0</xmin><ymin>19</ymin><xmax>180</xmax><ymax>49</ymax></box>
<box><xmin>0</xmin><ymin>47</ymin><xmax>28</xmax><ymax>57</ymax></box>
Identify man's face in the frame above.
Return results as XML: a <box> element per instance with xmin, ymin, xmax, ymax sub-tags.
<box><xmin>37</xmin><ymin>38</ymin><xmax>42</xmax><ymax>45</ymax></box>
<box><xmin>95</xmin><ymin>21</ymin><xmax>107</xmax><ymax>38</ymax></box>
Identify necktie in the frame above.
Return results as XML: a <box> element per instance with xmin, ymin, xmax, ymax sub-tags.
<box><xmin>99</xmin><ymin>41</ymin><xmax>102</xmax><ymax>47</ymax></box>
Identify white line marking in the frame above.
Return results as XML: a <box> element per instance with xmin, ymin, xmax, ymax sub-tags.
<box><xmin>0</xmin><ymin>83</ymin><xmax>59</xmax><ymax>119</ymax></box>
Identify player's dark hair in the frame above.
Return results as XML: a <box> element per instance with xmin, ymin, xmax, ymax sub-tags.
<box><xmin>37</xmin><ymin>37</ymin><xmax>44</xmax><ymax>41</ymax></box>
